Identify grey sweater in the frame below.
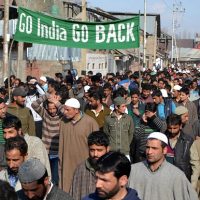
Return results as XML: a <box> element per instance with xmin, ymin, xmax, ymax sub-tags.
<box><xmin>129</xmin><ymin>160</ymin><xmax>198</xmax><ymax>200</ymax></box>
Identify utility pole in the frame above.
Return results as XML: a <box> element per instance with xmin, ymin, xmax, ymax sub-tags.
<box><xmin>81</xmin><ymin>0</ymin><xmax>87</xmax><ymax>75</ymax></box>
<box><xmin>2</xmin><ymin>0</ymin><xmax>9</xmax><ymax>84</ymax></box>
<box><xmin>153</xmin><ymin>20</ymin><xmax>157</xmax><ymax>64</ymax></box>
<box><xmin>171</xmin><ymin>1</ymin><xmax>185</xmax><ymax>63</ymax></box>
<box><xmin>143</xmin><ymin>0</ymin><xmax>147</xmax><ymax>69</ymax></box>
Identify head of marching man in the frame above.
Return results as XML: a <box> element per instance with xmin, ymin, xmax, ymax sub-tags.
<box><xmin>87</xmin><ymin>131</ymin><xmax>110</xmax><ymax>167</ymax></box>
<box><xmin>18</xmin><ymin>158</ymin><xmax>50</xmax><ymax>200</ymax></box>
<box><xmin>146</xmin><ymin>132</ymin><xmax>168</xmax><ymax>172</ymax></box>
<box><xmin>64</xmin><ymin>98</ymin><xmax>81</xmax><ymax>121</ymax></box>
<box><xmin>95</xmin><ymin>151</ymin><xmax>131</xmax><ymax>199</ymax></box>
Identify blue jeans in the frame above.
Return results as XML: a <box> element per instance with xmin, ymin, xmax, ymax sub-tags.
<box><xmin>49</xmin><ymin>155</ymin><xmax>59</xmax><ymax>185</ymax></box>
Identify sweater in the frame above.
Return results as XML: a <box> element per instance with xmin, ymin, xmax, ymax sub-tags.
<box><xmin>70</xmin><ymin>159</ymin><xmax>96</xmax><ymax>200</ymax></box>
<box><xmin>85</xmin><ymin>105</ymin><xmax>111</xmax><ymax>129</ymax></box>
<box><xmin>31</xmin><ymin>94</ymin><xmax>64</xmax><ymax>155</ymax></box>
<box><xmin>82</xmin><ymin>188</ymin><xmax>140</xmax><ymax>200</ymax></box>
<box><xmin>59</xmin><ymin>114</ymin><xmax>99</xmax><ymax>193</ymax></box>
<box><xmin>130</xmin><ymin>115</ymin><xmax>167</xmax><ymax>162</ymax></box>
<box><xmin>7</xmin><ymin>104</ymin><xmax>35</xmax><ymax>136</ymax></box>
<box><xmin>129</xmin><ymin>160</ymin><xmax>198</xmax><ymax>200</ymax></box>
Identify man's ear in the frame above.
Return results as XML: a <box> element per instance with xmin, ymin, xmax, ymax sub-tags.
<box><xmin>163</xmin><ymin>146</ymin><xmax>168</xmax><ymax>155</ymax></box>
<box><xmin>106</xmin><ymin>146</ymin><xmax>110</xmax><ymax>152</ymax></box>
<box><xmin>18</xmin><ymin>128</ymin><xmax>22</xmax><ymax>135</ymax></box>
<box><xmin>44</xmin><ymin>176</ymin><xmax>50</xmax><ymax>186</ymax></box>
<box><xmin>24</xmin><ymin>153</ymin><xmax>28</xmax><ymax>160</ymax></box>
<box><xmin>119</xmin><ymin>175</ymin><xmax>128</xmax><ymax>187</ymax></box>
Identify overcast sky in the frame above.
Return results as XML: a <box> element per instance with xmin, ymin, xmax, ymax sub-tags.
<box><xmin>88</xmin><ymin>0</ymin><xmax>200</xmax><ymax>39</ymax></box>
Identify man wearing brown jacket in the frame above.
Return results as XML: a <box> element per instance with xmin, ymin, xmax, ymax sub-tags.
<box><xmin>59</xmin><ymin>98</ymin><xmax>99</xmax><ymax>192</ymax></box>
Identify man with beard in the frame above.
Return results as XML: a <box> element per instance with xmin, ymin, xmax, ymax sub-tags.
<box><xmin>86</xmin><ymin>92</ymin><xmax>111</xmax><ymax>130</ymax></box>
<box><xmin>25</xmin><ymin>78</ymin><xmax>45</xmax><ymax>139</ymax></box>
<box><xmin>0</xmin><ymin>97</ymin><xmax>14</xmax><ymax>170</ymax></box>
<box><xmin>179</xmin><ymin>87</ymin><xmax>198</xmax><ymax>125</ymax></box>
<box><xmin>165</xmin><ymin>114</ymin><xmax>193</xmax><ymax>180</ymax></box>
<box><xmin>83</xmin><ymin>151</ymin><xmax>140</xmax><ymax>200</ymax></box>
<box><xmin>59</xmin><ymin>98</ymin><xmax>99</xmax><ymax>192</ymax></box>
<box><xmin>140</xmin><ymin>84</ymin><xmax>153</xmax><ymax>104</ymax></box>
<box><xmin>7</xmin><ymin>86</ymin><xmax>35</xmax><ymax>136</ymax></box>
<box><xmin>129</xmin><ymin>132</ymin><xmax>198</xmax><ymax>200</ymax></box>
<box><xmin>17</xmin><ymin>158</ymin><xmax>73</xmax><ymax>200</ymax></box>
<box><xmin>0</xmin><ymin>136</ymin><xmax>28</xmax><ymax>191</ymax></box>
<box><xmin>32</xmin><ymin>93</ymin><xmax>64</xmax><ymax>185</ymax></box>
<box><xmin>2</xmin><ymin>115</ymin><xmax>51</xmax><ymax>179</ymax></box>
<box><xmin>70</xmin><ymin>131</ymin><xmax>110</xmax><ymax>200</ymax></box>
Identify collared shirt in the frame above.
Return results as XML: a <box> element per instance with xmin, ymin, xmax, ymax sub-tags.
<box><xmin>146</xmin><ymin>159</ymin><xmax>165</xmax><ymax>172</ymax></box>
<box><xmin>43</xmin><ymin>182</ymin><xmax>53</xmax><ymax>200</ymax></box>
<box><xmin>71</xmin><ymin>112</ymin><xmax>83</xmax><ymax>124</ymax></box>
<box><xmin>8</xmin><ymin>169</ymin><xmax>18</xmax><ymax>188</ymax></box>
<box><xmin>91</xmin><ymin>105</ymin><xmax>104</xmax><ymax>117</ymax></box>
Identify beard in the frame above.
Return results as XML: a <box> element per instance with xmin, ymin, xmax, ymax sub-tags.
<box><xmin>88</xmin><ymin>157</ymin><xmax>99</xmax><ymax>169</ymax></box>
<box><xmin>90</xmin><ymin>104</ymin><xmax>98</xmax><ymax>110</ymax></box>
<box><xmin>28</xmin><ymin>88</ymin><xmax>37</xmax><ymax>96</ymax></box>
<box><xmin>97</xmin><ymin>184</ymin><xmax>120</xmax><ymax>199</ymax></box>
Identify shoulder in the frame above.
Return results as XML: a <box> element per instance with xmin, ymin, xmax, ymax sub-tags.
<box><xmin>162</xmin><ymin>160</ymin><xmax>187</xmax><ymax>177</ymax></box>
<box><xmin>124</xmin><ymin>113</ymin><xmax>133</xmax><ymax>120</ymax></box>
<box><xmin>131</xmin><ymin>162</ymin><xmax>146</xmax><ymax>172</ymax></box>
<box><xmin>24</xmin><ymin>134</ymin><xmax>43</xmax><ymax>145</ymax></box>
<box><xmin>82</xmin><ymin>192</ymin><xmax>100</xmax><ymax>200</ymax></box>
<box><xmin>180</xmin><ymin>132</ymin><xmax>194</xmax><ymax>143</ymax></box>
<box><xmin>50</xmin><ymin>185</ymin><xmax>74</xmax><ymax>200</ymax></box>
<box><xmin>0</xmin><ymin>169</ymin><xmax>7</xmax><ymax>179</ymax></box>
<box><xmin>126</xmin><ymin>188</ymin><xmax>140</xmax><ymax>200</ymax></box>
<box><xmin>74</xmin><ymin>160</ymin><xmax>87</xmax><ymax>173</ymax></box>
<box><xmin>83</xmin><ymin>113</ymin><xmax>98</xmax><ymax>124</ymax></box>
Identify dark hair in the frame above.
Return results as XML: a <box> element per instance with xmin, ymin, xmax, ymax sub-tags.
<box><xmin>158</xmin><ymin>78</ymin><xmax>165</xmax><ymax>84</ymax></box>
<box><xmin>96</xmin><ymin>151</ymin><xmax>131</xmax><ymax>179</ymax></box>
<box><xmin>76</xmin><ymin>79</ymin><xmax>83</xmax><ymax>85</ymax></box>
<box><xmin>48</xmin><ymin>80</ymin><xmax>60</xmax><ymax>92</ymax></box>
<box><xmin>112</xmin><ymin>87</ymin><xmax>128</xmax><ymax>100</ymax></box>
<box><xmin>142</xmin><ymin>83</ymin><xmax>151</xmax><ymax>91</ymax></box>
<box><xmin>0</xmin><ymin>87</ymin><xmax>7</xmax><ymax>96</ymax></box>
<box><xmin>55</xmin><ymin>73</ymin><xmax>63</xmax><ymax>79</ymax></box>
<box><xmin>5</xmin><ymin>136</ymin><xmax>28</xmax><ymax>156</ymax></box>
<box><xmin>180</xmin><ymin>87</ymin><xmax>190</xmax><ymax>95</ymax></box>
<box><xmin>89</xmin><ymin>92</ymin><xmax>102</xmax><ymax>102</ymax></box>
<box><xmin>103</xmin><ymin>83</ymin><xmax>112</xmax><ymax>90</ymax></box>
<box><xmin>152</xmin><ymin>89</ymin><xmax>162</xmax><ymax>97</ymax></box>
<box><xmin>165</xmin><ymin>84</ymin><xmax>171</xmax><ymax>92</ymax></box>
<box><xmin>56</xmin><ymin>86</ymin><xmax>69</xmax><ymax>104</ymax></box>
<box><xmin>2</xmin><ymin>116</ymin><xmax>22</xmax><ymax>131</ymax></box>
<box><xmin>166</xmin><ymin>114</ymin><xmax>182</xmax><ymax>126</ymax></box>
<box><xmin>0</xmin><ymin>97</ymin><xmax>5</xmax><ymax>104</ymax></box>
<box><xmin>37</xmin><ymin>170</ymin><xmax>48</xmax><ymax>184</ymax></box>
<box><xmin>145</xmin><ymin>102</ymin><xmax>157</xmax><ymax>112</ymax></box>
<box><xmin>0</xmin><ymin>180</ymin><xmax>18</xmax><ymax>200</ymax></box>
<box><xmin>88</xmin><ymin>131</ymin><xmax>110</xmax><ymax>147</ymax></box>
<box><xmin>130</xmin><ymin>88</ymin><xmax>140</xmax><ymax>96</ymax></box>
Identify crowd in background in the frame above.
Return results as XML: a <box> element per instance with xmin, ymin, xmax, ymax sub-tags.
<box><xmin>0</xmin><ymin>65</ymin><xmax>200</xmax><ymax>199</ymax></box>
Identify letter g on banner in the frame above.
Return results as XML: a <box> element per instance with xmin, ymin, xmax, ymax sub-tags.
<box><xmin>19</xmin><ymin>13</ymin><xmax>33</xmax><ymax>34</ymax></box>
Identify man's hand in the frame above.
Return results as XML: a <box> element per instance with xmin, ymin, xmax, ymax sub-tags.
<box><xmin>47</xmin><ymin>94</ymin><xmax>60</xmax><ymax>105</ymax></box>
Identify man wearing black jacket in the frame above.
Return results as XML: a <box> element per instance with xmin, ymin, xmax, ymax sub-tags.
<box><xmin>165</xmin><ymin>114</ymin><xmax>194</xmax><ymax>180</ymax></box>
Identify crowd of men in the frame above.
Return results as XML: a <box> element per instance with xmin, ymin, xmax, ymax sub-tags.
<box><xmin>0</xmin><ymin>66</ymin><xmax>200</xmax><ymax>200</ymax></box>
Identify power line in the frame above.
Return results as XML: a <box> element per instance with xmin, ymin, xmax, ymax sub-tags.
<box><xmin>162</xmin><ymin>0</ymin><xmax>172</xmax><ymax>11</ymax></box>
